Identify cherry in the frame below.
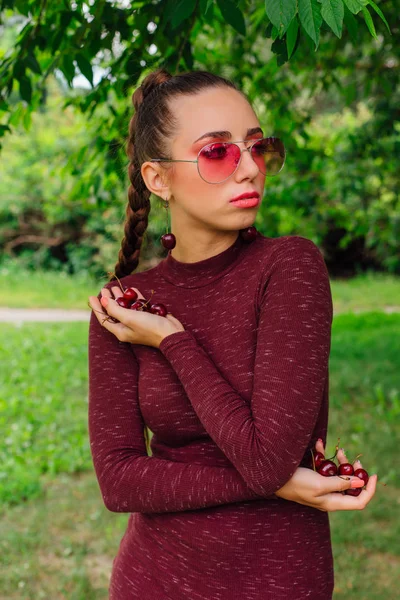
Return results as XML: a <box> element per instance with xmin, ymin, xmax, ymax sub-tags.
<box><xmin>150</xmin><ymin>302</ymin><xmax>168</xmax><ymax>317</ymax></box>
<box><xmin>123</xmin><ymin>287</ymin><xmax>138</xmax><ymax>303</ymax></box>
<box><xmin>353</xmin><ymin>468</ymin><xmax>369</xmax><ymax>486</ymax></box>
<box><xmin>317</xmin><ymin>460</ymin><xmax>338</xmax><ymax>477</ymax></box>
<box><xmin>338</xmin><ymin>463</ymin><xmax>354</xmax><ymax>476</ymax></box>
<box><xmin>240</xmin><ymin>226</ymin><xmax>258</xmax><ymax>243</ymax></box>
<box><xmin>161</xmin><ymin>233</ymin><xmax>176</xmax><ymax>249</ymax></box>
<box><xmin>130</xmin><ymin>299</ymin><xmax>149</xmax><ymax>311</ymax></box>
<box><xmin>311</xmin><ymin>451</ymin><xmax>325</xmax><ymax>469</ymax></box>
<box><xmin>345</xmin><ymin>487</ymin><xmax>362</xmax><ymax>497</ymax></box>
<box><xmin>116</xmin><ymin>297</ymin><xmax>132</xmax><ymax>309</ymax></box>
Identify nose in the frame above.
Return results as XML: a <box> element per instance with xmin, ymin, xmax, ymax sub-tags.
<box><xmin>235</xmin><ymin>144</ymin><xmax>260</xmax><ymax>180</ymax></box>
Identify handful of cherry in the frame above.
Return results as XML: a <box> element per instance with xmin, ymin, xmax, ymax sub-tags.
<box><xmin>115</xmin><ymin>287</ymin><xmax>169</xmax><ymax>317</ymax></box>
<box><xmin>88</xmin><ymin>272</ymin><xmax>170</xmax><ymax>325</ymax></box>
<box><xmin>309</xmin><ymin>439</ymin><xmax>369</xmax><ymax>496</ymax></box>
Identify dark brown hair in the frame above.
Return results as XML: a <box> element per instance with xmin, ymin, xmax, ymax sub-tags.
<box><xmin>109</xmin><ymin>67</ymin><xmax>241</xmax><ymax>282</ymax></box>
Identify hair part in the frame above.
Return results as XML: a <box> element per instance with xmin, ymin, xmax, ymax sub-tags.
<box><xmin>110</xmin><ymin>68</ymin><xmax>241</xmax><ymax>281</ymax></box>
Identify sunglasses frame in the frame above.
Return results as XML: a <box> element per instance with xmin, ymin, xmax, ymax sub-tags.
<box><xmin>149</xmin><ymin>136</ymin><xmax>285</xmax><ymax>184</ymax></box>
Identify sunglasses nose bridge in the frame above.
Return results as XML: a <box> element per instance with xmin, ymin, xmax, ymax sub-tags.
<box><xmin>235</xmin><ymin>143</ymin><xmax>259</xmax><ymax>173</ymax></box>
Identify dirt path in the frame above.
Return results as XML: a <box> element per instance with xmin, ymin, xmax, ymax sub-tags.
<box><xmin>0</xmin><ymin>308</ymin><xmax>90</xmax><ymax>323</ymax></box>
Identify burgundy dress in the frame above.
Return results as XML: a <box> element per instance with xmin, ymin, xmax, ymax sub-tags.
<box><xmin>88</xmin><ymin>231</ymin><xmax>334</xmax><ymax>599</ymax></box>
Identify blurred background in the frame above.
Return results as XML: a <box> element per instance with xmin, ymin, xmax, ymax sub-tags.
<box><xmin>0</xmin><ymin>1</ymin><xmax>399</xmax><ymax>598</ymax></box>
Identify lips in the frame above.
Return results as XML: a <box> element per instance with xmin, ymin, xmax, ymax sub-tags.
<box><xmin>230</xmin><ymin>191</ymin><xmax>260</xmax><ymax>202</ymax></box>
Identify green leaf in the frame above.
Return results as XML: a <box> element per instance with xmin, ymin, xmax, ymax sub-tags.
<box><xmin>25</xmin><ymin>52</ymin><xmax>42</xmax><ymax>76</ymax></box>
<box><xmin>75</xmin><ymin>54</ymin><xmax>94</xmax><ymax>87</ymax></box>
<box><xmin>271</xmin><ymin>25</ymin><xmax>279</xmax><ymax>41</ymax></box>
<box><xmin>361</xmin><ymin>5</ymin><xmax>377</xmax><ymax>39</ymax></box>
<box><xmin>264</xmin><ymin>0</ymin><xmax>297</xmax><ymax>37</ymax></box>
<box><xmin>320</xmin><ymin>0</ymin><xmax>344</xmax><ymax>38</ymax></box>
<box><xmin>366</xmin><ymin>0</ymin><xmax>391</xmax><ymax>35</ymax></box>
<box><xmin>169</xmin><ymin>0</ymin><xmax>197</xmax><ymax>30</ymax></box>
<box><xmin>298</xmin><ymin>0</ymin><xmax>323</xmax><ymax>49</ymax></box>
<box><xmin>0</xmin><ymin>124</ymin><xmax>11</xmax><ymax>137</ymax></box>
<box><xmin>19</xmin><ymin>75</ymin><xmax>32</xmax><ymax>103</ymax></box>
<box><xmin>343</xmin><ymin>0</ymin><xmax>364</xmax><ymax>15</ymax></box>
<box><xmin>61</xmin><ymin>55</ymin><xmax>76</xmax><ymax>86</ymax></box>
<box><xmin>217</xmin><ymin>0</ymin><xmax>246</xmax><ymax>35</ymax></box>
<box><xmin>286</xmin><ymin>17</ymin><xmax>299</xmax><ymax>58</ymax></box>
<box><xmin>343</xmin><ymin>4</ymin><xmax>359</xmax><ymax>43</ymax></box>
<box><xmin>200</xmin><ymin>0</ymin><xmax>214</xmax><ymax>14</ymax></box>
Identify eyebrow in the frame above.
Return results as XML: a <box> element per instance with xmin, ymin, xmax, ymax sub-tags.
<box><xmin>193</xmin><ymin>127</ymin><xmax>264</xmax><ymax>144</ymax></box>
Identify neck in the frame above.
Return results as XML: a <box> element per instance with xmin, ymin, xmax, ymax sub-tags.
<box><xmin>169</xmin><ymin>230</ymin><xmax>240</xmax><ymax>264</ymax></box>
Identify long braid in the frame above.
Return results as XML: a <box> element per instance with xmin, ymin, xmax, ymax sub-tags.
<box><xmin>110</xmin><ymin>70</ymin><xmax>172</xmax><ymax>281</ymax></box>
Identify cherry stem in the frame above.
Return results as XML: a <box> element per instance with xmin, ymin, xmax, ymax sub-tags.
<box><xmin>327</xmin><ymin>437</ymin><xmax>340</xmax><ymax>461</ymax></box>
<box><xmin>310</xmin><ymin>448</ymin><xmax>317</xmax><ymax>472</ymax></box>
<box><xmin>352</xmin><ymin>453</ymin><xmax>363</xmax><ymax>463</ymax></box>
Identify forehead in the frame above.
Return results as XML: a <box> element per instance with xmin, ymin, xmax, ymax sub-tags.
<box><xmin>169</xmin><ymin>86</ymin><xmax>259</xmax><ymax>148</ymax></box>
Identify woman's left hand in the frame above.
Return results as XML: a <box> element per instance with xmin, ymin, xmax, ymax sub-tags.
<box><xmin>88</xmin><ymin>286</ymin><xmax>185</xmax><ymax>349</ymax></box>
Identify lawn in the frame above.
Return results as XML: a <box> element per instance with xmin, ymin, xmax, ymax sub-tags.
<box><xmin>0</xmin><ymin>269</ymin><xmax>399</xmax><ymax>598</ymax></box>
<box><xmin>0</xmin><ymin>259</ymin><xmax>399</xmax><ymax>314</ymax></box>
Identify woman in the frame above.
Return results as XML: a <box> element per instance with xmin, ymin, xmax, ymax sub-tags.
<box><xmin>88</xmin><ymin>68</ymin><xmax>377</xmax><ymax>599</ymax></box>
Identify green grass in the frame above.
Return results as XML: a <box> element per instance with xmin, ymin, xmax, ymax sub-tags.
<box><xmin>330</xmin><ymin>270</ymin><xmax>400</xmax><ymax>314</ymax></box>
<box><xmin>0</xmin><ymin>299</ymin><xmax>399</xmax><ymax>597</ymax></box>
<box><xmin>0</xmin><ymin>263</ymin><xmax>101</xmax><ymax>310</ymax></box>
<box><xmin>0</xmin><ymin>323</ymin><xmax>91</xmax><ymax>506</ymax></box>
<box><xmin>0</xmin><ymin>259</ymin><xmax>399</xmax><ymax>312</ymax></box>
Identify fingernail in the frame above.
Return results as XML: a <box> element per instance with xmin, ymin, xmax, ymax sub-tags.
<box><xmin>351</xmin><ymin>479</ymin><xmax>364</xmax><ymax>488</ymax></box>
<box><xmin>101</xmin><ymin>296</ymin><xmax>108</xmax><ymax>307</ymax></box>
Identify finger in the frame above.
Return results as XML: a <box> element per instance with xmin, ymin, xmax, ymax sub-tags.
<box><xmin>316</xmin><ymin>473</ymin><xmax>364</xmax><ymax>496</ymax></box>
<box><xmin>315</xmin><ymin>438</ymin><xmax>325</xmax><ymax>455</ymax></box>
<box><xmin>101</xmin><ymin>287</ymin><xmax>113</xmax><ymax>299</ymax></box>
<box><xmin>111</xmin><ymin>285</ymin><xmax>124</xmax><ymax>299</ymax></box>
<box><xmin>89</xmin><ymin>296</ymin><xmax>128</xmax><ymax>337</ymax></box>
<box><xmin>325</xmin><ymin>474</ymin><xmax>378</xmax><ymax>512</ymax></box>
<box><xmin>337</xmin><ymin>447</ymin><xmax>349</xmax><ymax>465</ymax></box>
<box><xmin>100</xmin><ymin>295</ymin><xmax>145</xmax><ymax>330</ymax></box>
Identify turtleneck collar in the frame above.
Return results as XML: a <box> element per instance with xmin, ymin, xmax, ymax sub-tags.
<box><xmin>157</xmin><ymin>231</ymin><xmax>250</xmax><ymax>289</ymax></box>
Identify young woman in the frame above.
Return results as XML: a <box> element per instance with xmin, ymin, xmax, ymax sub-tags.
<box><xmin>88</xmin><ymin>68</ymin><xmax>377</xmax><ymax>599</ymax></box>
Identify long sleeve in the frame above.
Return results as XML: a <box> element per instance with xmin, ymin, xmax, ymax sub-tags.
<box><xmin>88</xmin><ymin>294</ymin><xmax>267</xmax><ymax>514</ymax></box>
<box><xmin>158</xmin><ymin>236</ymin><xmax>333</xmax><ymax>497</ymax></box>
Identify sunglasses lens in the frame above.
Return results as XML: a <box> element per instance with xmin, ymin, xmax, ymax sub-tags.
<box><xmin>198</xmin><ymin>143</ymin><xmax>241</xmax><ymax>183</ymax></box>
<box><xmin>197</xmin><ymin>137</ymin><xmax>286</xmax><ymax>183</ymax></box>
<box><xmin>252</xmin><ymin>137</ymin><xmax>285</xmax><ymax>177</ymax></box>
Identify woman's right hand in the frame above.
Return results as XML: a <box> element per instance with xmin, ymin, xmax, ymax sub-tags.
<box><xmin>274</xmin><ymin>442</ymin><xmax>378</xmax><ymax>512</ymax></box>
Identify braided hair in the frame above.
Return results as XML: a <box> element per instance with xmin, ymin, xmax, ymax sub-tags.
<box><xmin>110</xmin><ymin>67</ymin><xmax>240</xmax><ymax>281</ymax></box>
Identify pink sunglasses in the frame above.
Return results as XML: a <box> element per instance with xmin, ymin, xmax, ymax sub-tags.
<box><xmin>150</xmin><ymin>137</ymin><xmax>286</xmax><ymax>184</ymax></box>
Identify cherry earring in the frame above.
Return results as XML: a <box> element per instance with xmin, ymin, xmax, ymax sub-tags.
<box><xmin>160</xmin><ymin>196</ymin><xmax>176</xmax><ymax>250</ymax></box>
<box><xmin>239</xmin><ymin>226</ymin><xmax>258</xmax><ymax>243</ymax></box>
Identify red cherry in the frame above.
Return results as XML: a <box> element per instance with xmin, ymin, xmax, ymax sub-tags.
<box><xmin>312</xmin><ymin>451</ymin><xmax>325</xmax><ymax>469</ymax></box>
<box><xmin>338</xmin><ymin>463</ymin><xmax>354</xmax><ymax>476</ymax></box>
<box><xmin>161</xmin><ymin>233</ymin><xmax>176</xmax><ymax>249</ymax></box>
<box><xmin>317</xmin><ymin>460</ymin><xmax>338</xmax><ymax>477</ymax></box>
<box><xmin>116</xmin><ymin>297</ymin><xmax>131</xmax><ymax>309</ymax></box>
<box><xmin>353</xmin><ymin>468</ymin><xmax>369</xmax><ymax>486</ymax></box>
<box><xmin>130</xmin><ymin>299</ymin><xmax>148</xmax><ymax>311</ymax></box>
<box><xmin>345</xmin><ymin>487</ymin><xmax>362</xmax><ymax>497</ymax></box>
<box><xmin>240</xmin><ymin>226</ymin><xmax>258</xmax><ymax>243</ymax></box>
<box><xmin>123</xmin><ymin>288</ymin><xmax>138</xmax><ymax>303</ymax></box>
<box><xmin>150</xmin><ymin>302</ymin><xmax>168</xmax><ymax>317</ymax></box>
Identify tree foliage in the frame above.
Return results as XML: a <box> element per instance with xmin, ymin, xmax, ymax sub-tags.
<box><xmin>0</xmin><ymin>1</ymin><xmax>398</xmax><ymax>276</ymax></box>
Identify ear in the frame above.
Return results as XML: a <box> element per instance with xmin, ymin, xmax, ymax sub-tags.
<box><xmin>141</xmin><ymin>161</ymin><xmax>171</xmax><ymax>199</ymax></box>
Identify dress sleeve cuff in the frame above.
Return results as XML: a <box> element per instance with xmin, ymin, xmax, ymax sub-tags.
<box><xmin>158</xmin><ymin>329</ymin><xmax>197</xmax><ymax>357</ymax></box>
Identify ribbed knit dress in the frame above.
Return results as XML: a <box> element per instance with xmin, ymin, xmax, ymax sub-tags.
<box><xmin>88</xmin><ymin>230</ymin><xmax>334</xmax><ymax>599</ymax></box>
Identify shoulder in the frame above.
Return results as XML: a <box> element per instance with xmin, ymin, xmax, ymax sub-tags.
<box><xmin>254</xmin><ymin>234</ymin><xmax>328</xmax><ymax>274</ymax></box>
